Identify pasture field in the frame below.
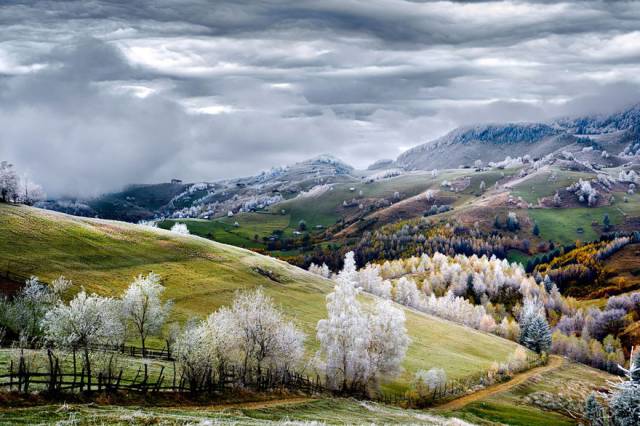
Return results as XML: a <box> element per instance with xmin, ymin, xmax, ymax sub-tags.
<box><xmin>159</xmin><ymin>213</ymin><xmax>291</xmax><ymax>249</ymax></box>
<box><xmin>448</xmin><ymin>359</ymin><xmax>615</xmax><ymax>426</ymax></box>
<box><xmin>0</xmin><ymin>204</ymin><xmax>523</xmax><ymax>392</ymax></box>
<box><xmin>527</xmin><ymin>207</ymin><xmax>623</xmax><ymax>245</ymax></box>
<box><xmin>0</xmin><ymin>398</ymin><xmax>472</xmax><ymax>425</ymax></box>
<box><xmin>509</xmin><ymin>168</ymin><xmax>593</xmax><ymax>204</ymax></box>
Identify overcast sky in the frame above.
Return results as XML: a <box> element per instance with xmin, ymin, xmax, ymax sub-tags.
<box><xmin>1</xmin><ymin>0</ymin><xmax>640</xmax><ymax>197</ymax></box>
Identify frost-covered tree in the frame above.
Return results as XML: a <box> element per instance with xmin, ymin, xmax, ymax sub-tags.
<box><xmin>174</xmin><ymin>321</ymin><xmax>210</xmax><ymax>393</ymax></box>
<box><xmin>318</xmin><ymin>253</ymin><xmax>408</xmax><ymax>393</ymax></box>
<box><xmin>1</xmin><ymin>276</ymin><xmax>68</xmax><ymax>339</ymax></box>
<box><xmin>18</xmin><ymin>178</ymin><xmax>45</xmax><ymax>205</ymax></box>
<box><xmin>412</xmin><ymin>368</ymin><xmax>446</xmax><ymax>399</ymax></box>
<box><xmin>170</xmin><ymin>222</ymin><xmax>190</xmax><ymax>234</ymax></box>
<box><xmin>42</xmin><ymin>289</ymin><xmax>124</xmax><ymax>391</ymax></box>
<box><xmin>608</xmin><ymin>347</ymin><xmax>640</xmax><ymax>426</ymax></box>
<box><xmin>0</xmin><ymin>161</ymin><xmax>19</xmax><ymax>203</ymax></box>
<box><xmin>358</xmin><ymin>264</ymin><xmax>391</xmax><ymax>299</ymax></box>
<box><xmin>121</xmin><ymin>273</ymin><xmax>173</xmax><ymax>356</ymax></box>
<box><xmin>553</xmin><ymin>191</ymin><xmax>562</xmax><ymax>207</ymax></box>
<box><xmin>309</xmin><ymin>262</ymin><xmax>331</xmax><ymax>278</ymax></box>
<box><xmin>519</xmin><ymin>299</ymin><xmax>552</xmax><ymax>353</ymax></box>
<box><xmin>232</xmin><ymin>287</ymin><xmax>305</xmax><ymax>379</ymax></box>
<box><xmin>584</xmin><ymin>392</ymin><xmax>605</xmax><ymax>426</ymax></box>
<box><xmin>367</xmin><ymin>300</ymin><xmax>410</xmax><ymax>385</ymax></box>
<box><xmin>394</xmin><ymin>277</ymin><xmax>420</xmax><ymax>307</ymax></box>
<box><xmin>317</xmin><ymin>263</ymin><xmax>370</xmax><ymax>392</ymax></box>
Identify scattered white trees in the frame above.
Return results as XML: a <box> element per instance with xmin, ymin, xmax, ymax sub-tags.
<box><xmin>394</xmin><ymin>277</ymin><xmax>420</xmax><ymax>308</ymax></box>
<box><xmin>19</xmin><ymin>178</ymin><xmax>45</xmax><ymax>205</ymax></box>
<box><xmin>357</xmin><ymin>264</ymin><xmax>391</xmax><ymax>299</ymax></box>
<box><xmin>170</xmin><ymin>222</ymin><xmax>190</xmax><ymax>235</ymax></box>
<box><xmin>121</xmin><ymin>273</ymin><xmax>173</xmax><ymax>356</ymax></box>
<box><xmin>568</xmin><ymin>179</ymin><xmax>598</xmax><ymax>207</ymax></box>
<box><xmin>317</xmin><ymin>252</ymin><xmax>409</xmax><ymax>393</ymax></box>
<box><xmin>174</xmin><ymin>287</ymin><xmax>306</xmax><ymax>392</ymax></box>
<box><xmin>308</xmin><ymin>262</ymin><xmax>331</xmax><ymax>278</ymax></box>
<box><xmin>0</xmin><ymin>161</ymin><xmax>45</xmax><ymax>204</ymax></box>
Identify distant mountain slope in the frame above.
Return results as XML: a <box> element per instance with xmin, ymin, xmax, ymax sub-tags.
<box><xmin>397</xmin><ymin>123</ymin><xmax>572</xmax><ymax>170</ymax></box>
<box><xmin>42</xmin><ymin>154</ymin><xmax>357</xmax><ymax>222</ymax></box>
<box><xmin>396</xmin><ymin>104</ymin><xmax>640</xmax><ymax>170</ymax></box>
<box><xmin>0</xmin><ymin>203</ymin><xmax>523</xmax><ymax>390</ymax></box>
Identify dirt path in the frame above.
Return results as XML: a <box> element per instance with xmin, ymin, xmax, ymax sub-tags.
<box><xmin>436</xmin><ymin>355</ymin><xmax>564</xmax><ymax>411</ymax></box>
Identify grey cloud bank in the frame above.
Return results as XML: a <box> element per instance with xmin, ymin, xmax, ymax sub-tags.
<box><xmin>1</xmin><ymin>0</ymin><xmax>640</xmax><ymax>196</ymax></box>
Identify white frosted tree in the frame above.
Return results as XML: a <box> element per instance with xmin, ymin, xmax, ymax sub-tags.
<box><xmin>18</xmin><ymin>177</ymin><xmax>45</xmax><ymax>205</ymax></box>
<box><xmin>317</xmin><ymin>265</ymin><xmax>370</xmax><ymax>392</ymax></box>
<box><xmin>338</xmin><ymin>251</ymin><xmax>358</xmax><ymax>286</ymax></box>
<box><xmin>367</xmin><ymin>300</ymin><xmax>410</xmax><ymax>385</ymax></box>
<box><xmin>309</xmin><ymin>262</ymin><xmax>331</xmax><ymax>278</ymax></box>
<box><xmin>394</xmin><ymin>277</ymin><xmax>420</xmax><ymax>308</ymax></box>
<box><xmin>412</xmin><ymin>368</ymin><xmax>447</xmax><ymax>399</ymax></box>
<box><xmin>231</xmin><ymin>287</ymin><xmax>305</xmax><ymax>380</ymax></box>
<box><xmin>170</xmin><ymin>222</ymin><xmax>190</xmax><ymax>234</ymax></box>
<box><xmin>318</xmin><ymin>252</ymin><xmax>409</xmax><ymax>393</ymax></box>
<box><xmin>0</xmin><ymin>161</ymin><xmax>19</xmax><ymax>203</ymax></box>
<box><xmin>519</xmin><ymin>298</ymin><xmax>552</xmax><ymax>353</ymax></box>
<box><xmin>121</xmin><ymin>273</ymin><xmax>173</xmax><ymax>356</ymax></box>
<box><xmin>42</xmin><ymin>289</ymin><xmax>124</xmax><ymax>391</ymax></box>
<box><xmin>358</xmin><ymin>264</ymin><xmax>391</xmax><ymax>299</ymax></box>
<box><xmin>174</xmin><ymin>321</ymin><xmax>211</xmax><ymax>393</ymax></box>
<box><xmin>608</xmin><ymin>347</ymin><xmax>640</xmax><ymax>426</ymax></box>
<box><xmin>8</xmin><ymin>276</ymin><xmax>67</xmax><ymax>339</ymax></box>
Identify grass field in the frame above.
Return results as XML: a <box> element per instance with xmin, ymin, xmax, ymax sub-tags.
<box><xmin>0</xmin><ymin>204</ymin><xmax>523</xmax><ymax>392</ymax></box>
<box><xmin>510</xmin><ymin>168</ymin><xmax>592</xmax><ymax>204</ymax></box>
<box><xmin>0</xmin><ymin>398</ymin><xmax>474</xmax><ymax>425</ymax></box>
<box><xmin>528</xmin><ymin>207</ymin><xmax>623</xmax><ymax>245</ymax></box>
<box><xmin>159</xmin><ymin>213</ymin><xmax>291</xmax><ymax>250</ymax></box>
<box><xmin>449</xmin><ymin>360</ymin><xmax>615</xmax><ymax>426</ymax></box>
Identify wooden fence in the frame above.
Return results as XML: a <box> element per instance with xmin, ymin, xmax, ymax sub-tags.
<box><xmin>0</xmin><ymin>345</ymin><xmax>543</xmax><ymax>407</ymax></box>
<box><xmin>0</xmin><ymin>349</ymin><xmax>324</xmax><ymax>397</ymax></box>
<box><xmin>3</xmin><ymin>341</ymin><xmax>175</xmax><ymax>361</ymax></box>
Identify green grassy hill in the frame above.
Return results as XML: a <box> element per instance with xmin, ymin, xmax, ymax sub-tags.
<box><xmin>0</xmin><ymin>204</ymin><xmax>523</xmax><ymax>391</ymax></box>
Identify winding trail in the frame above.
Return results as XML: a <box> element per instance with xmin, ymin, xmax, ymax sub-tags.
<box><xmin>436</xmin><ymin>355</ymin><xmax>564</xmax><ymax>411</ymax></box>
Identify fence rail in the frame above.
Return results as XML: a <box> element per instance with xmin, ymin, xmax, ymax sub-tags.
<box><xmin>2</xmin><ymin>341</ymin><xmax>175</xmax><ymax>361</ymax></box>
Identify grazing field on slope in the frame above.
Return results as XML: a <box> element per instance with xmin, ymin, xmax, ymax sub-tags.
<box><xmin>0</xmin><ymin>204</ymin><xmax>522</xmax><ymax>391</ymax></box>
<box><xmin>449</xmin><ymin>359</ymin><xmax>615</xmax><ymax>426</ymax></box>
<box><xmin>270</xmin><ymin>172</ymin><xmax>443</xmax><ymax>228</ymax></box>
<box><xmin>510</xmin><ymin>168</ymin><xmax>592</xmax><ymax>204</ymax></box>
<box><xmin>527</xmin><ymin>207</ymin><xmax>623</xmax><ymax>245</ymax></box>
<box><xmin>0</xmin><ymin>398</ymin><xmax>471</xmax><ymax>425</ymax></box>
<box><xmin>159</xmin><ymin>213</ymin><xmax>291</xmax><ymax>249</ymax></box>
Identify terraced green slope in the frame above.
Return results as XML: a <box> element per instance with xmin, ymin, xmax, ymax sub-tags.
<box><xmin>0</xmin><ymin>204</ymin><xmax>522</xmax><ymax>390</ymax></box>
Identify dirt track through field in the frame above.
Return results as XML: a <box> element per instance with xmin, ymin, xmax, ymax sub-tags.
<box><xmin>436</xmin><ymin>355</ymin><xmax>564</xmax><ymax>411</ymax></box>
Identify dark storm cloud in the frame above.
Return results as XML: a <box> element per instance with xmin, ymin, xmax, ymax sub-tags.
<box><xmin>1</xmin><ymin>0</ymin><xmax>640</xmax><ymax>196</ymax></box>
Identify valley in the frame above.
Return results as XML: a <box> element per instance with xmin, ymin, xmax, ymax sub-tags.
<box><xmin>2</xmin><ymin>104</ymin><xmax>640</xmax><ymax>425</ymax></box>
